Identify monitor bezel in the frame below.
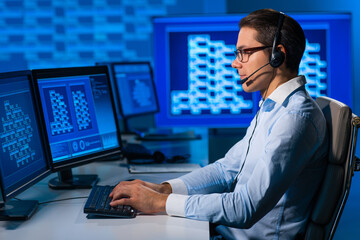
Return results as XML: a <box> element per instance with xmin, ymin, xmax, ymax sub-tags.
<box><xmin>106</xmin><ymin>61</ymin><xmax>160</xmax><ymax>119</ymax></box>
<box><xmin>32</xmin><ymin>66</ymin><xmax>123</xmax><ymax>172</ymax></box>
<box><xmin>0</xmin><ymin>70</ymin><xmax>51</xmax><ymax>202</ymax></box>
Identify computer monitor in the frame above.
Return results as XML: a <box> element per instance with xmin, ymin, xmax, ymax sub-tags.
<box><xmin>32</xmin><ymin>66</ymin><xmax>122</xmax><ymax>189</ymax></box>
<box><xmin>0</xmin><ymin>70</ymin><xmax>50</xmax><ymax>220</ymax></box>
<box><xmin>96</xmin><ymin>62</ymin><xmax>159</xmax><ymax>133</ymax></box>
<box><xmin>153</xmin><ymin>13</ymin><xmax>352</xmax><ymax>128</ymax></box>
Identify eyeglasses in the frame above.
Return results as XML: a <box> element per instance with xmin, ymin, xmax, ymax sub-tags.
<box><xmin>234</xmin><ymin>46</ymin><xmax>272</xmax><ymax>63</ymax></box>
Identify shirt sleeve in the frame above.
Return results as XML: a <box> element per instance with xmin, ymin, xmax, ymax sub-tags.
<box><xmin>165</xmin><ymin>178</ymin><xmax>188</xmax><ymax>195</ymax></box>
<box><xmin>165</xmin><ymin>194</ymin><xmax>188</xmax><ymax>217</ymax></box>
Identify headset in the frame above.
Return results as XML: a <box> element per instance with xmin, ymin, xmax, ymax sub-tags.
<box><xmin>269</xmin><ymin>12</ymin><xmax>286</xmax><ymax>68</ymax></box>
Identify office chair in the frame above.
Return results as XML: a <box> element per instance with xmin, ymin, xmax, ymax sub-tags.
<box><xmin>304</xmin><ymin>96</ymin><xmax>360</xmax><ymax>240</ymax></box>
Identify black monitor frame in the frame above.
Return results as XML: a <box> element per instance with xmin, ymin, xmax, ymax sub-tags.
<box><xmin>0</xmin><ymin>70</ymin><xmax>51</xmax><ymax>220</ymax></box>
<box><xmin>32</xmin><ymin>66</ymin><xmax>123</xmax><ymax>189</ymax></box>
<box><xmin>97</xmin><ymin>61</ymin><xmax>160</xmax><ymax>133</ymax></box>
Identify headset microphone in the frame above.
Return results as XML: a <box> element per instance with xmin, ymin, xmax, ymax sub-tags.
<box><xmin>240</xmin><ymin>62</ymin><xmax>271</xmax><ymax>84</ymax></box>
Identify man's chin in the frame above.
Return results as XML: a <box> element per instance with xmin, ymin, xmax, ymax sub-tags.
<box><xmin>242</xmin><ymin>79</ymin><xmax>255</xmax><ymax>92</ymax></box>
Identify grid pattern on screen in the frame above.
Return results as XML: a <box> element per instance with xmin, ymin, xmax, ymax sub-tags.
<box><xmin>49</xmin><ymin>89</ymin><xmax>74</xmax><ymax>136</ymax></box>
<box><xmin>72</xmin><ymin>88</ymin><xmax>92</xmax><ymax>131</ymax></box>
<box><xmin>1</xmin><ymin>100</ymin><xmax>35</xmax><ymax>168</ymax></box>
<box><xmin>0</xmin><ymin>0</ymin><xmax>177</xmax><ymax>71</ymax></box>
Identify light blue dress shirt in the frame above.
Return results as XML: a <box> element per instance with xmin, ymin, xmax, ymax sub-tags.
<box><xmin>166</xmin><ymin>76</ymin><xmax>329</xmax><ymax>240</ymax></box>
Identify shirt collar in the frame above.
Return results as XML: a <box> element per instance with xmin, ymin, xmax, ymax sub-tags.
<box><xmin>267</xmin><ymin>75</ymin><xmax>306</xmax><ymax>105</ymax></box>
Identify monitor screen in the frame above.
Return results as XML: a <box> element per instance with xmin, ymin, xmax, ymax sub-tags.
<box><xmin>0</xmin><ymin>71</ymin><xmax>49</xmax><ymax>201</ymax></box>
<box><xmin>32</xmin><ymin>66</ymin><xmax>121</xmax><ymax>171</ymax></box>
<box><xmin>109</xmin><ymin>62</ymin><xmax>159</xmax><ymax>118</ymax></box>
<box><xmin>153</xmin><ymin>13</ymin><xmax>352</xmax><ymax>127</ymax></box>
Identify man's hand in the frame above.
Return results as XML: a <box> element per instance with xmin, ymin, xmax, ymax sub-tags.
<box><xmin>109</xmin><ymin>179</ymin><xmax>171</xmax><ymax>214</ymax></box>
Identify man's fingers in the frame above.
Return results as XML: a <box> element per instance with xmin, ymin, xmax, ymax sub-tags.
<box><xmin>110</xmin><ymin>185</ymin><xmax>131</xmax><ymax>200</ymax></box>
<box><xmin>111</xmin><ymin>192</ymin><xmax>129</xmax><ymax>201</ymax></box>
<box><xmin>110</xmin><ymin>179</ymin><xmax>145</xmax><ymax>197</ymax></box>
<box><xmin>119</xmin><ymin>179</ymin><xmax>140</xmax><ymax>185</ymax></box>
<box><xmin>110</xmin><ymin>198</ymin><xmax>131</xmax><ymax>207</ymax></box>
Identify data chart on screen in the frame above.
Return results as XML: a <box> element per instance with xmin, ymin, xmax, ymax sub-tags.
<box><xmin>36</xmin><ymin>72</ymin><xmax>119</xmax><ymax>163</ymax></box>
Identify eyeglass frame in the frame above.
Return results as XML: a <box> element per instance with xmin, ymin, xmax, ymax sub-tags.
<box><xmin>234</xmin><ymin>46</ymin><xmax>272</xmax><ymax>63</ymax></box>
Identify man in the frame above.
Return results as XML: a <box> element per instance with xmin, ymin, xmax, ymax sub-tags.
<box><xmin>110</xmin><ymin>9</ymin><xmax>328</xmax><ymax>239</ymax></box>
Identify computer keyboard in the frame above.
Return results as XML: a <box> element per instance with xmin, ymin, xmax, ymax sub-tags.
<box><xmin>84</xmin><ymin>185</ymin><xmax>137</xmax><ymax>218</ymax></box>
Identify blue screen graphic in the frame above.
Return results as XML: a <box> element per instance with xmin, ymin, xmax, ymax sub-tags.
<box><xmin>169</xmin><ymin>31</ymin><xmax>255</xmax><ymax>116</ymax></box>
<box><xmin>37</xmin><ymin>73</ymin><xmax>119</xmax><ymax>163</ymax></box>
<box><xmin>153</xmin><ymin>14</ymin><xmax>352</xmax><ymax>127</ymax></box>
<box><xmin>0</xmin><ymin>73</ymin><xmax>47</xmax><ymax>195</ymax></box>
<box><xmin>112</xmin><ymin>63</ymin><xmax>158</xmax><ymax>118</ymax></box>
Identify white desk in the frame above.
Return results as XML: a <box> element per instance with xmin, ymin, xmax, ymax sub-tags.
<box><xmin>0</xmin><ymin>160</ymin><xmax>209</xmax><ymax>240</ymax></box>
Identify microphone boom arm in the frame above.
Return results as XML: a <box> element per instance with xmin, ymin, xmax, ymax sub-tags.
<box><xmin>240</xmin><ymin>62</ymin><xmax>271</xmax><ymax>84</ymax></box>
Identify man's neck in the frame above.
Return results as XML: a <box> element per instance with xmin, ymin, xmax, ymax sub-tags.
<box><xmin>261</xmin><ymin>69</ymin><xmax>297</xmax><ymax>99</ymax></box>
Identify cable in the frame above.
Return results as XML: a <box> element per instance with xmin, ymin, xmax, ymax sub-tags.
<box><xmin>39</xmin><ymin>196</ymin><xmax>88</xmax><ymax>205</ymax></box>
<box><xmin>11</xmin><ymin>196</ymin><xmax>89</xmax><ymax>205</ymax></box>
<box><xmin>230</xmin><ymin>71</ymin><xmax>276</xmax><ymax>191</ymax></box>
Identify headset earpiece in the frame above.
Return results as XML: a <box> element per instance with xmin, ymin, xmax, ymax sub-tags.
<box><xmin>269</xmin><ymin>12</ymin><xmax>285</xmax><ymax>68</ymax></box>
<box><xmin>270</xmin><ymin>47</ymin><xmax>285</xmax><ymax>68</ymax></box>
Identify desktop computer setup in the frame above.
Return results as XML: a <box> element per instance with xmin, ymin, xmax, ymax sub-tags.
<box><xmin>0</xmin><ymin>66</ymin><xmax>138</xmax><ymax>220</ymax></box>
<box><xmin>0</xmin><ymin>63</ymin><xmax>199</xmax><ymax>221</ymax></box>
<box><xmin>0</xmin><ymin>12</ymin><xmax>353</xmax><ymax>221</ymax></box>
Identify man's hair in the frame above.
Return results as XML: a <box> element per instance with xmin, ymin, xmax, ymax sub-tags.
<box><xmin>239</xmin><ymin>9</ymin><xmax>305</xmax><ymax>73</ymax></box>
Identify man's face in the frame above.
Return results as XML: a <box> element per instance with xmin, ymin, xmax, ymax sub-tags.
<box><xmin>232</xmin><ymin>27</ymin><xmax>274</xmax><ymax>94</ymax></box>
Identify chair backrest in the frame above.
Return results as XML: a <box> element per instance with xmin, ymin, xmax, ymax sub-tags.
<box><xmin>305</xmin><ymin>96</ymin><xmax>360</xmax><ymax>240</ymax></box>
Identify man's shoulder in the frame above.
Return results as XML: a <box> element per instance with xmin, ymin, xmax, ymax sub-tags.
<box><xmin>285</xmin><ymin>88</ymin><xmax>317</xmax><ymax>111</ymax></box>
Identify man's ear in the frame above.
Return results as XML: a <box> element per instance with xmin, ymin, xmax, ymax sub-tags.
<box><xmin>278</xmin><ymin>44</ymin><xmax>286</xmax><ymax>58</ymax></box>
<box><xmin>270</xmin><ymin>44</ymin><xmax>286</xmax><ymax>68</ymax></box>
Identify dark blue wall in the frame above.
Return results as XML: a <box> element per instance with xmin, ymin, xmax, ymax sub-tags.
<box><xmin>0</xmin><ymin>0</ymin><xmax>225</xmax><ymax>72</ymax></box>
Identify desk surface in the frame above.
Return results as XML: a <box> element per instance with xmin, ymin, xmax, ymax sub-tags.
<box><xmin>0</xmin><ymin>137</ymin><xmax>210</xmax><ymax>240</ymax></box>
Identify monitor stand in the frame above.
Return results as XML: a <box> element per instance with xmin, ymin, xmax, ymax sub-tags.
<box><xmin>121</xmin><ymin>117</ymin><xmax>146</xmax><ymax>136</ymax></box>
<box><xmin>48</xmin><ymin>169</ymin><xmax>99</xmax><ymax>190</ymax></box>
<box><xmin>0</xmin><ymin>200</ymin><xmax>38</xmax><ymax>220</ymax></box>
